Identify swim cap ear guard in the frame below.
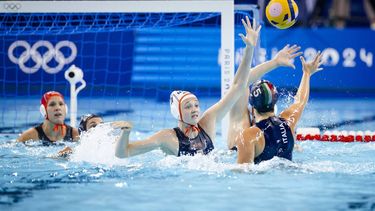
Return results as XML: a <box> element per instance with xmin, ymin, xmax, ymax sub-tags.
<box><xmin>39</xmin><ymin>91</ymin><xmax>68</xmax><ymax>118</ymax></box>
<box><xmin>40</xmin><ymin>104</ymin><xmax>47</xmax><ymax>117</ymax></box>
<box><xmin>170</xmin><ymin>90</ymin><xmax>197</xmax><ymax>121</ymax></box>
<box><xmin>249</xmin><ymin>80</ymin><xmax>278</xmax><ymax>113</ymax></box>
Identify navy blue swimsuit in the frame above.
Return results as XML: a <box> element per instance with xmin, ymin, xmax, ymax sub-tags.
<box><xmin>173</xmin><ymin>125</ymin><xmax>214</xmax><ymax>156</ymax></box>
<box><xmin>34</xmin><ymin>123</ymin><xmax>74</xmax><ymax>146</ymax></box>
<box><xmin>254</xmin><ymin>116</ymin><xmax>294</xmax><ymax>164</ymax></box>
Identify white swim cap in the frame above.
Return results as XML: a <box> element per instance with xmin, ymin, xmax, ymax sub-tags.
<box><xmin>170</xmin><ymin>90</ymin><xmax>197</xmax><ymax>121</ymax></box>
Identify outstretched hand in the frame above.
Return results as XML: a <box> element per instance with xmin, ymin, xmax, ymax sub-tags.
<box><xmin>58</xmin><ymin>146</ymin><xmax>73</xmax><ymax>157</ymax></box>
<box><xmin>239</xmin><ymin>16</ymin><xmax>261</xmax><ymax>47</ymax></box>
<box><xmin>300</xmin><ymin>51</ymin><xmax>324</xmax><ymax>76</ymax></box>
<box><xmin>111</xmin><ymin>121</ymin><xmax>133</xmax><ymax>132</ymax></box>
<box><xmin>274</xmin><ymin>44</ymin><xmax>303</xmax><ymax>69</ymax></box>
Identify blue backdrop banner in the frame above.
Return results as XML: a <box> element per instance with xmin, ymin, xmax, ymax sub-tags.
<box><xmin>1</xmin><ymin>27</ymin><xmax>375</xmax><ymax>97</ymax></box>
<box><xmin>254</xmin><ymin>28</ymin><xmax>375</xmax><ymax>94</ymax></box>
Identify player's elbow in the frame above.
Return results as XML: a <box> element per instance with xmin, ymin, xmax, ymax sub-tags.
<box><xmin>293</xmin><ymin>99</ymin><xmax>307</xmax><ymax>108</ymax></box>
<box><xmin>115</xmin><ymin>151</ymin><xmax>128</xmax><ymax>158</ymax></box>
<box><xmin>115</xmin><ymin>148</ymin><xmax>130</xmax><ymax>158</ymax></box>
<box><xmin>16</xmin><ymin>136</ymin><xmax>28</xmax><ymax>143</ymax></box>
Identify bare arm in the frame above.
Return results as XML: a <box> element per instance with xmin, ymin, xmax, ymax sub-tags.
<box><xmin>232</xmin><ymin>17</ymin><xmax>259</xmax><ymax>86</ymax></box>
<box><xmin>72</xmin><ymin>128</ymin><xmax>79</xmax><ymax>141</ymax></box>
<box><xmin>227</xmin><ymin>45</ymin><xmax>302</xmax><ymax>148</ymax></box>
<box><xmin>236</xmin><ymin>127</ymin><xmax>264</xmax><ymax>164</ymax></box>
<box><xmin>114</xmin><ymin>121</ymin><xmax>132</xmax><ymax>158</ymax></box>
<box><xmin>17</xmin><ymin>128</ymin><xmax>39</xmax><ymax>142</ymax></box>
<box><xmin>114</xmin><ymin>121</ymin><xmax>178</xmax><ymax>158</ymax></box>
<box><xmin>246</xmin><ymin>44</ymin><xmax>302</xmax><ymax>86</ymax></box>
<box><xmin>280</xmin><ymin>52</ymin><xmax>324</xmax><ymax>131</ymax></box>
<box><xmin>200</xmin><ymin>17</ymin><xmax>260</xmax><ymax>133</ymax></box>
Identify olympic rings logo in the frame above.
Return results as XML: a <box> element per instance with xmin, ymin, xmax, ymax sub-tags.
<box><xmin>3</xmin><ymin>3</ymin><xmax>21</xmax><ymax>10</ymax></box>
<box><xmin>8</xmin><ymin>40</ymin><xmax>77</xmax><ymax>74</ymax></box>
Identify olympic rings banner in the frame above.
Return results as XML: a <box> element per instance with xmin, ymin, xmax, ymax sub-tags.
<box><xmin>1</xmin><ymin>31</ymin><xmax>134</xmax><ymax>97</ymax></box>
<box><xmin>8</xmin><ymin>40</ymin><xmax>77</xmax><ymax>74</ymax></box>
<box><xmin>1</xmin><ymin>27</ymin><xmax>374</xmax><ymax>97</ymax></box>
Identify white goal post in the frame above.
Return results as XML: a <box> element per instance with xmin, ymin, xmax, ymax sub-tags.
<box><xmin>1</xmin><ymin>0</ymin><xmax>235</xmax><ymax>137</ymax></box>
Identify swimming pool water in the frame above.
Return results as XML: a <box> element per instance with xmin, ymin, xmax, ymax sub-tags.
<box><xmin>1</xmin><ymin>98</ymin><xmax>375</xmax><ymax>210</ymax></box>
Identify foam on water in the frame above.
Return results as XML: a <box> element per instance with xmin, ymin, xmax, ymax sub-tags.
<box><xmin>70</xmin><ymin>123</ymin><xmax>131</xmax><ymax>166</ymax></box>
<box><xmin>2</xmin><ymin>127</ymin><xmax>374</xmax><ymax>177</ymax></box>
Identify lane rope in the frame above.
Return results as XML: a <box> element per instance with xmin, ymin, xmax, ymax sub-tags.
<box><xmin>296</xmin><ymin>128</ymin><xmax>375</xmax><ymax>142</ymax></box>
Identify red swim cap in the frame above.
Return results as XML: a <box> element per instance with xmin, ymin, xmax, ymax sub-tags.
<box><xmin>40</xmin><ymin>91</ymin><xmax>64</xmax><ymax>118</ymax></box>
<box><xmin>41</xmin><ymin>91</ymin><xmax>64</xmax><ymax>107</ymax></box>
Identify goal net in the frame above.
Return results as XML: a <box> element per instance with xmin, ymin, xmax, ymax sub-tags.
<box><xmin>0</xmin><ymin>1</ymin><xmax>259</xmax><ymax>135</ymax></box>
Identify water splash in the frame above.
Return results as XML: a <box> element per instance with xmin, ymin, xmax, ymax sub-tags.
<box><xmin>157</xmin><ymin>151</ymin><xmax>239</xmax><ymax>174</ymax></box>
<box><xmin>4</xmin><ymin>127</ymin><xmax>374</xmax><ymax>176</ymax></box>
<box><xmin>70</xmin><ymin>123</ymin><xmax>130</xmax><ymax>166</ymax></box>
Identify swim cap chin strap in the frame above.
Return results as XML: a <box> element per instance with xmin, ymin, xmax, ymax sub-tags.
<box><xmin>53</xmin><ymin>124</ymin><xmax>66</xmax><ymax>135</ymax></box>
<box><xmin>184</xmin><ymin>125</ymin><xmax>200</xmax><ymax>136</ymax></box>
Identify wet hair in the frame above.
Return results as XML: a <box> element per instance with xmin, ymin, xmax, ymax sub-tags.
<box><xmin>249</xmin><ymin>80</ymin><xmax>278</xmax><ymax>113</ymax></box>
<box><xmin>78</xmin><ymin>114</ymin><xmax>102</xmax><ymax>134</ymax></box>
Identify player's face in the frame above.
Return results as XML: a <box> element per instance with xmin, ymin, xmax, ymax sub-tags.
<box><xmin>46</xmin><ymin>96</ymin><xmax>66</xmax><ymax>124</ymax></box>
<box><xmin>181</xmin><ymin>97</ymin><xmax>200</xmax><ymax>125</ymax></box>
